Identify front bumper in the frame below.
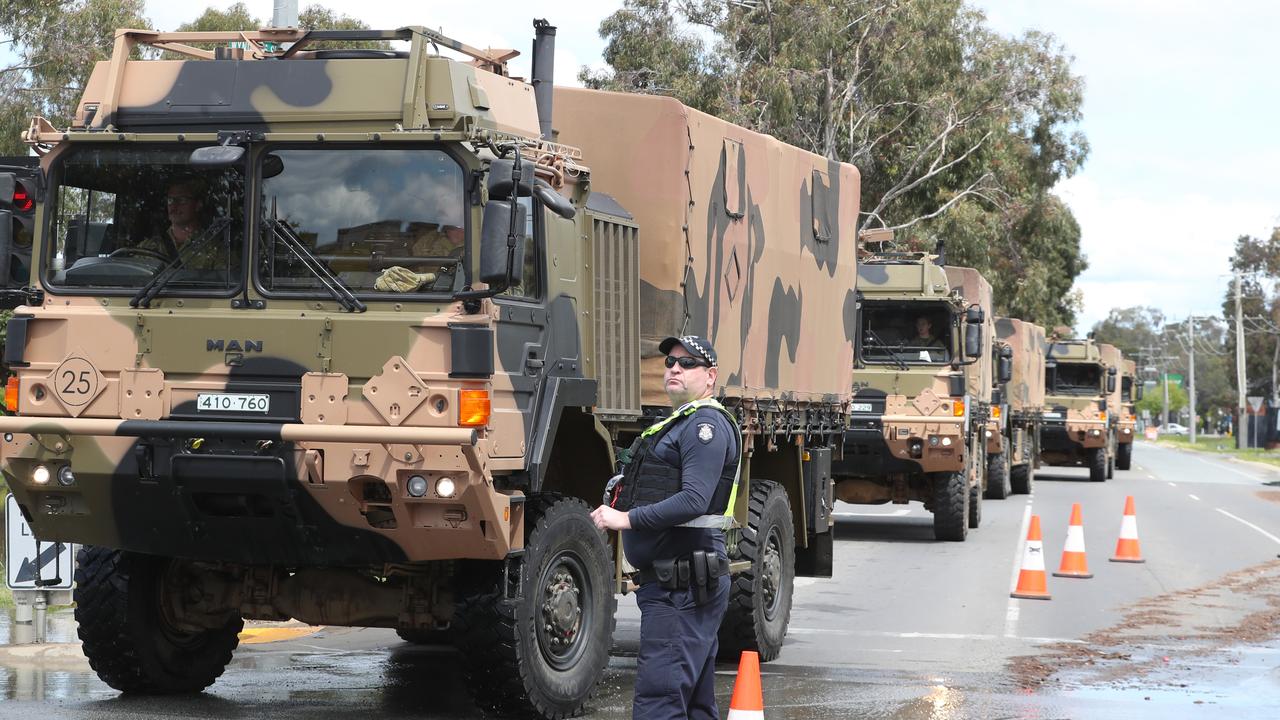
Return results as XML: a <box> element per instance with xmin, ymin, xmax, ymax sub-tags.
<box><xmin>835</xmin><ymin>414</ymin><xmax>966</xmax><ymax>477</ymax></box>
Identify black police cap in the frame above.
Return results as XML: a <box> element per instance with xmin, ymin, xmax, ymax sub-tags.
<box><xmin>658</xmin><ymin>335</ymin><xmax>717</xmax><ymax>367</ymax></box>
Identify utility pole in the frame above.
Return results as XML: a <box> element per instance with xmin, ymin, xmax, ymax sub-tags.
<box><xmin>1235</xmin><ymin>270</ymin><xmax>1247</xmax><ymax>449</ymax></box>
<box><xmin>1188</xmin><ymin>315</ymin><xmax>1197</xmax><ymax>443</ymax></box>
<box><xmin>1163</xmin><ymin>369</ymin><xmax>1170</xmax><ymax>427</ymax></box>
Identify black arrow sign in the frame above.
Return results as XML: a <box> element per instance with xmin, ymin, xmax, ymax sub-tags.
<box><xmin>14</xmin><ymin>542</ymin><xmax>66</xmax><ymax>584</ymax></box>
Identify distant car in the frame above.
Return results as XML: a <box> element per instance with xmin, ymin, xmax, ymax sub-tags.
<box><xmin>1161</xmin><ymin>423</ymin><xmax>1188</xmax><ymax>435</ymax></box>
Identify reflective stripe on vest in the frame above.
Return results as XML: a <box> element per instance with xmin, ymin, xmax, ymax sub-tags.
<box><xmin>639</xmin><ymin>398</ymin><xmax>743</xmax><ymax>530</ymax></box>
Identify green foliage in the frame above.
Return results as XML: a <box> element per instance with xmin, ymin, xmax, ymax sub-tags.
<box><xmin>1223</xmin><ymin>229</ymin><xmax>1280</xmax><ymax>401</ymax></box>
<box><xmin>1138</xmin><ymin>379</ymin><xmax>1187</xmax><ymax>419</ymax></box>
<box><xmin>0</xmin><ymin>0</ymin><xmax>149</xmax><ymax>155</ymax></box>
<box><xmin>585</xmin><ymin>0</ymin><xmax>1089</xmax><ymax>328</ymax></box>
<box><xmin>1092</xmin><ymin>306</ymin><xmax>1166</xmax><ymax>357</ymax></box>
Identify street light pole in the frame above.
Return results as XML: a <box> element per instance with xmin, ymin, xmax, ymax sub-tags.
<box><xmin>1235</xmin><ymin>271</ymin><xmax>1247</xmax><ymax>449</ymax></box>
<box><xmin>1188</xmin><ymin>315</ymin><xmax>1197</xmax><ymax>443</ymax></box>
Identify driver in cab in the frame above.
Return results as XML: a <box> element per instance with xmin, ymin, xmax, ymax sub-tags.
<box><xmin>131</xmin><ymin>176</ymin><xmax>230</xmax><ymax>270</ymax></box>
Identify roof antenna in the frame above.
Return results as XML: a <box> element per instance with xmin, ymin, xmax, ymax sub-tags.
<box><xmin>933</xmin><ymin>238</ymin><xmax>946</xmax><ymax>267</ymax></box>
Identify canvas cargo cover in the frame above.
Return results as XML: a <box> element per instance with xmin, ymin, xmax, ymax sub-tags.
<box><xmin>554</xmin><ymin>88</ymin><xmax>860</xmax><ymax>406</ymax></box>
<box><xmin>943</xmin><ymin>266</ymin><xmax>993</xmax><ymax>404</ymax></box>
<box><xmin>996</xmin><ymin>317</ymin><xmax>1046</xmax><ymax>410</ymax></box>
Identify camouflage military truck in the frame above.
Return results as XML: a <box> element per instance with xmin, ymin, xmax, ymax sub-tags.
<box><xmin>831</xmin><ymin>240</ymin><xmax>991</xmax><ymax>541</ymax></box>
<box><xmin>1040</xmin><ymin>333</ymin><xmax>1117</xmax><ymax>482</ymax></box>
<box><xmin>994</xmin><ymin>317</ymin><xmax>1045</xmax><ymax>494</ymax></box>
<box><xmin>1116</xmin><ymin>357</ymin><xmax>1140</xmax><ymax>469</ymax></box>
<box><xmin>0</xmin><ymin>156</ymin><xmax>38</xmax><ymax>305</ymax></box>
<box><xmin>0</xmin><ymin>20</ymin><xmax>856</xmax><ymax>719</ymax></box>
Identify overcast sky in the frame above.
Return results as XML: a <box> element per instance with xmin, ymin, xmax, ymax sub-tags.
<box><xmin>143</xmin><ymin>1</ymin><xmax>1280</xmax><ymax>332</ymax></box>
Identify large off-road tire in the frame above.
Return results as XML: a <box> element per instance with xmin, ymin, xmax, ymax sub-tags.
<box><xmin>1106</xmin><ymin>450</ymin><xmax>1115</xmax><ymax>479</ymax></box>
<box><xmin>931</xmin><ymin>471</ymin><xmax>969</xmax><ymax>541</ymax></box>
<box><xmin>74</xmin><ymin>546</ymin><xmax>242</xmax><ymax>694</ymax></box>
<box><xmin>1010</xmin><ymin>464</ymin><xmax>1034</xmax><ymax>495</ymax></box>
<box><xmin>1116</xmin><ymin>442</ymin><xmax>1133</xmax><ymax>470</ymax></box>
<box><xmin>968</xmin><ymin>479</ymin><xmax>982</xmax><ymax>529</ymax></box>
<box><xmin>453</xmin><ymin>495</ymin><xmax>615</xmax><ymax>719</ymax></box>
<box><xmin>719</xmin><ymin>479</ymin><xmax>796</xmax><ymax>662</ymax></box>
<box><xmin>984</xmin><ymin>450</ymin><xmax>1011</xmax><ymax>500</ymax></box>
<box><xmin>1089</xmin><ymin>447</ymin><xmax>1107</xmax><ymax>482</ymax></box>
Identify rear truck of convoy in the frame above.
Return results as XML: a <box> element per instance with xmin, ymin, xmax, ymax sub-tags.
<box><xmin>995</xmin><ymin>317</ymin><xmax>1046</xmax><ymax>493</ymax></box>
<box><xmin>0</xmin><ymin>20</ymin><xmax>856</xmax><ymax>719</ymax></box>
<box><xmin>1116</xmin><ymin>357</ymin><xmax>1140</xmax><ymax>469</ymax></box>
<box><xmin>1039</xmin><ymin>334</ymin><xmax>1117</xmax><ymax>482</ymax></box>
<box><xmin>830</xmin><ymin>238</ymin><xmax>991</xmax><ymax>541</ymax></box>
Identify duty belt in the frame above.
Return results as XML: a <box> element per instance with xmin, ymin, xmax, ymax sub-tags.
<box><xmin>633</xmin><ymin>551</ymin><xmax>730</xmax><ymax>605</ymax></box>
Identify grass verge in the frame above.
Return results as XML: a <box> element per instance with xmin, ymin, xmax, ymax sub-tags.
<box><xmin>1157</xmin><ymin>435</ymin><xmax>1280</xmax><ymax>469</ymax></box>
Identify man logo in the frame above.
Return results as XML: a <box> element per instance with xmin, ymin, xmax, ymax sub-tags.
<box><xmin>207</xmin><ymin>339</ymin><xmax>263</xmax><ymax>367</ymax></box>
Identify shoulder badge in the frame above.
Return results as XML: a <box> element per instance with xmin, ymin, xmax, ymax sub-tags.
<box><xmin>697</xmin><ymin>422</ymin><xmax>715</xmax><ymax>444</ymax></box>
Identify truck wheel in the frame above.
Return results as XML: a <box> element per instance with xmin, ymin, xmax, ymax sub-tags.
<box><xmin>1089</xmin><ymin>447</ymin><xmax>1107</xmax><ymax>482</ymax></box>
<box><xmin>454</xmin><ymin>495</ymin><xmax>614</xmax><ymax>719</ymax></box>
<box><xmin>1106</xmin><ymin>451</ymin><xmax>1115</xmax><ymax>479</ymax></box>
<box><xmin>931</xmin><ymin>471</ymin><xmax>968</xmax><ymax>541</ymax></box>
<box><xmin>1010</xmin><ymin>464</ymin><xmax>1034</xmax><ymax>495</ymax></box>
<box><xmin>74</xmin><ymin>546</ymin><xmax>242</xmax><ymax>694</ymax></box>
<box><xmin>984</xmin><ymin>450</ymin><xmax>1011</xmax><ymax>500</ymax></box>
<box><xmin>1116</xmin><ymin>442</ymin><xmax>1133</xmax><ymax>470</ymax></box>
<box><xmin>719</xmin><ymin>479</ymin><xmax>795</xmax><ymax>662</ymax></box>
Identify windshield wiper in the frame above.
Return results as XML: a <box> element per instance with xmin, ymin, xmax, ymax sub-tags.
<box><xmin>130</xmin><ymin>217</ymin><xmax>232</xmax><ymax>308</ymax></box>
<box><xmin>864</xmin><ymin>328</ymin><xmax>909</xmax><ymax>371</ymax></box>
<box><xmin>262</xmin><ymin>217</ymin><xmax>365</xmax><ymax>313</ymax></box>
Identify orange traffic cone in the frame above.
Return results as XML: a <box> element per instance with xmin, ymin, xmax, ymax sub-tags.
<box><xmin>1011</xmin><ymin>515</ymin><xmax>1051</xmax><ymax>600</ymax></box>
<box><xmin>1053</xmin><ymin>503</ymin><xmax>1093</xmax><ymax>578</ymax></box>
<box><xmin>1110</xmin><ymin>495</ymin><xmax>1144</xmax><ymax>563</ymax></box>
<box><xmin>727</xmin><ymin>650</ymin><xmax>764</xmax><ymax>719</ymax></box>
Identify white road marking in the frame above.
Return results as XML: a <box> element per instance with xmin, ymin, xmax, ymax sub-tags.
<box><xmin>1188</xmin><ymin>494</ymin><xmax>1200</xmax><ymax>501</ymax></box>
<box><xmin>1167</xmin><ymin>482</ymin><xmax>1176</xmax><ymax>487</ymax></box>
<box><xmin>832</xmin><ymin>509</ymin><xmax>911</xmax><ymax>518</ymax></box>
<box><xmin>1215</xmin><ymin>508</ymin><xmax>1280</xmax><ymax>545</ymax></box>
<box><xmin>785</xmin><ymin>626</ymin><xmax>1081</xmax><ymax>644</ymax></box>
<box><xmin>1004</xmin><ymin>501</ymin><xmax>1033</xmax><ymax>638</ymax></box>
<box><xmin>1194</xmin><ymin>454</ymin><xmax>1265</xmax><ymax>481</ymax></box>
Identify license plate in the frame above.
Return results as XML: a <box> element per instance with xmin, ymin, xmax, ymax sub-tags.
<box><xmin>1042</xmin><ymin>412</ymin><xmax>1062</xmax><ymax>419</ymax></box>
<box><xmin>851</xmin><ymin>402</ymin><xmax>875</xmax><ymax>413</ymax></box>
<box><xmin>196</xmin><ymin>393</ymin><xmax>270</xmax><ymax>413</ymax></box>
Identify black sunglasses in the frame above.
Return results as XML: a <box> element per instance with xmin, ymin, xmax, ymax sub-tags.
<box><xmin>665</xmin><ymin>355</ymin><xmax>711</xmax><ymax>369</ymax></box>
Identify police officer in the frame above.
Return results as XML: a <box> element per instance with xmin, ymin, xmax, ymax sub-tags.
<box><xmin>591</xmin><ymin>335</ymin><xmax>741</xmax><ymax>720</ymax></box>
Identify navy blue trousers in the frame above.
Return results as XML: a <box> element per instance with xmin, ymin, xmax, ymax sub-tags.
<box><xmin>632</xmin><ymin>573</ymin><xmax>731</xmax><ymax>720</ymax></box>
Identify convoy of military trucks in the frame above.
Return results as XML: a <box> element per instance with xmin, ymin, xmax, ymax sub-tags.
<box><xmin>0</xmin><ymin>19</ymin><xmax>1140</xmax><ymax>720</ymax></box>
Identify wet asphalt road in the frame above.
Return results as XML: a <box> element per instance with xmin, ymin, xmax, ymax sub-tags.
<box><xmin>2</xmin><ymin>439</ymin><xmax>1279</xmax><ymax>718</ymax></box>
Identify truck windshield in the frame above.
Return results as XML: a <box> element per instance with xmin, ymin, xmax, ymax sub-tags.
<box><xmin>257</xmin><ymin>148</ymin><xmax>466</xmax><ymax>297</ymax></box>
<box><xmin>1048</xmin><ymin>363</ymin><xmax>1101</xmax><ymax>396</ymax></box>
<box><xmin>860</xmin><ymin>301</ymin><xmax>951</xmax><ymax>365</ymax></box>
<box><xmin>45</xmin><ymin>146</ymin><xmax>245</xmax><ymax>293</ymax></box>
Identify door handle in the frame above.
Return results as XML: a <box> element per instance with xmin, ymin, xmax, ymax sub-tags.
<box><xmin>525</xmin><ymin>358</ymin><xmax>545</xmax><ymax>369</ymax></box>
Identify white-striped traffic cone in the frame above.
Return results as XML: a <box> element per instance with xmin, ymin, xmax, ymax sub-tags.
<box><xmin>1053</xmin><ymin>503</ymin><xmax>1093</xmax><ymax>578</ymax></box>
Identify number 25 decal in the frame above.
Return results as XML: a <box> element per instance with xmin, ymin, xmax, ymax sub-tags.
<box><xmin>60</xmin><ymin>370</ymin><xmax>92</xmax><ymax>395</ymax></box>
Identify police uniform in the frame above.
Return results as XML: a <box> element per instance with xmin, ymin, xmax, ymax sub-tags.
<box><xmin>610</xmin><ymin>335</ymin><xmax>741</xmax><ymax>720</ymax></box>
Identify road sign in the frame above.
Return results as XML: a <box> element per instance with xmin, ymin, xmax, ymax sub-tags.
<box><xmin>5</xmin><ymin>494</ymin><xmax>74</xmax><ymax>590</ymax></box>
<box><xmin>1248</xmin><ymin>396</ymin><xmax>1265</xmax><ymax>413</ymax></box>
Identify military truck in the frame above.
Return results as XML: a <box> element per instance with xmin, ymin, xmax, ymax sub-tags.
<box><xmin>831</xmin><ymin>239</ymin><xmax>990</xmax><ymax>541</ymax></box>
<box><xmin>0</xmin><ymin>21</ymin><xmax>857</xmax><ymax>718</ymax></box>
<box><xmin>995</xmin><ymin>317</ymin><xmax>1045</xmax><ymax>494</ymax></box>
<box><xmin>1040</xmin><ymin>333</ymin><xmax>1117</xmax><ymax>482</ymax></box>
<box><xmin>1115</xmin><ymin>357</ymin><xmax>1139</xmax><ymax>468</ymax></box>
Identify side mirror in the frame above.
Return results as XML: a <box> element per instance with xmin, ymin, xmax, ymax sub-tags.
<box><xmin>1106</xmin><ymin>374</ymin><xmax>1116</xmax><ymax>394</ymax></box>
<box><xmin>965</xmin><ymin>306</ymin><xmax>985</xmax><ymax>324</ymax></box>
<box><xmin>480</xmin><ymin>200</ymin><xmax>527</xmax><ymax>287</ymax></box>
<box><xmin>190</xmin><ymin>145</ymin><xmax>245</xmax><ymax>167</ymax></box>
<box><xmin>1136</xmin><ymin>383</ymin><xmax>1145</xmax><ymax>401</ymax></box>
<box><xmin>489</xmin><ymin>159</ymin><xmax>575</xmax><ymax>219</ymax></box>
<box><xmin>998</xmin><ymin>355</ymin><xmax>1012</xmax><ymax>384</ymax></box>
<box><xmin>965</xmin><ymin>322</ymin><xmax>981</xmax><ymax>359</ymax></box>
